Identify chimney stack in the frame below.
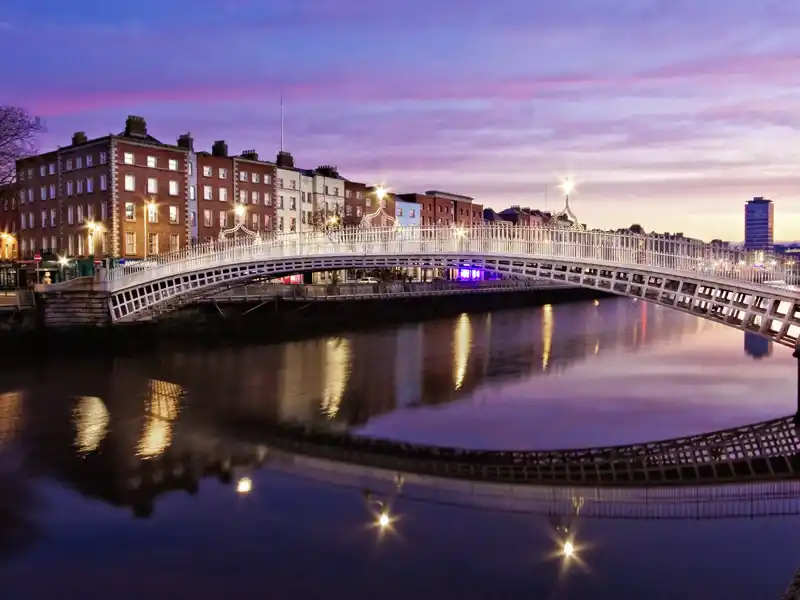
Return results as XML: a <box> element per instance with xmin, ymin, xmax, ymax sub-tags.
<box><xmin>211</xmin><ymin>140</ymin><xmax>228</xmax><ymax>157</ymax></box>
<box><xmin>177</xmin><ymin>133</ymin><xmax>194</xmax><ymax>151</ymax></box>
<box><xmin>276</xmin><ymin>150</ymin><xmax>294</xmax><ymax>168</ymax></box>
<box><xmin>240</xmin><ymin>149</ymin><xmax>259</xmax><ymax>160</ymax></box>
<box><xmin>71</xmin><ymin>131</ymin><xmax>88</xmax><ymax>145</ymax></box>
<box><xmin>124</xmin><ymin>115</ymin><xmax>147</xmax><ymax>137</ymax></box>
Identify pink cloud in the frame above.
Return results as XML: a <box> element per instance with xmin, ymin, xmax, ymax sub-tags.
<box><xmin>18</xmin><ymin>49</ymin><xmax>800</xmax><ymax>119</ymax></box>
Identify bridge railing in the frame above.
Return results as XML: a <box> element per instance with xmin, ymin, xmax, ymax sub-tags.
<box><xmin>107</xmin><ymin>225</ymin><xmax>800</xmax><ymax>292</ymax></box>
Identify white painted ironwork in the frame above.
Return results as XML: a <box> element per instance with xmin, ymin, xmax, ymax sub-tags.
<box><xmin>554</xmin><ymin>191</ymin><xmax>583</xmax><ymax>230</ymax></box>
<box><xmin>359</xmin><ymin>187</ymin><xmax>397</xmax><ymax>228</ymax></box>
<box><xmin>105</xmin><ymin>225</ymin><xmax>800</xmax><ymax>343</ymax></box>
<box><xmin>223</xmin><ymin>413</ymin><xmax>800</xmax><ymax>487</ymax></box>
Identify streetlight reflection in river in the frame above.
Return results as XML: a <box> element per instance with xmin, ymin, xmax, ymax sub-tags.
<box><xmin>236</xmin><ymin>477</ymin><xmax>253</xmax><ymax>495</ymax></box>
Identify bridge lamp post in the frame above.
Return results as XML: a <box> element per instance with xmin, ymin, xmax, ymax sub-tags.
<box><xmin>560</xmin><ymin>178</ymin><xmax>575</xmax><ymax>198</ymax></box>
<box><xmin>57</xmin><ymin>255</ymin><xmax>70</xmax><ymax>281</ymax></box>
<box><xmin>143</xmin><ymin>199</ymin><xmax>156</xmax><ymax>260</ymax></box>
<box><xmin>234</xmin><ymin>204</ymin><xmax>246</xmax><ymax>222</ymax></box>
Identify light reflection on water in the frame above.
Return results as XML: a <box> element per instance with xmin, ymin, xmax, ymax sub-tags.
<box><xmin>0</xmin><ymin>297</ymin><xmax>798</xmax><ymax>599</ymax></box>
<box><xmin>0</xmin><ymin>297</ymin><xmax>794</xmax><ymax>455</ymax></box>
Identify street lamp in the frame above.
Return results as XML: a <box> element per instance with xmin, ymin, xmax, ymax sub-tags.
<box><xmin>234</xmin><ymin>204</ymin><xmax>246</xmax><ymax>221</ymax></box>
<box><xmin>143</xmin><ymin>199</ymin><xmax>156</xmax><ymax>259</ymax></box>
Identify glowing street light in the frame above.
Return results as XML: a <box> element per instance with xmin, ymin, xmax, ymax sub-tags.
<box><xmin>375</xmin><ymin>186</ymin><xmax>387</xmax><ymax>202</ymax></box>
<box><xmin>561</xmin><ymin>178</ymin><xmax>576</xmax><ymax>197</ymax></box>
<box><xmin>562</xmin><ymin>541</ymin><xmax>575</xmax><ymax>558</ymax></box>
<box><xmin>234</xmin><ymin>204</ymin><xmax>246</xmax><ymax>220</ymax></box>
<box><xmin>378</xmin><ymin>511</ymin><xmax>390</xmax><ymax>528</ymax></box>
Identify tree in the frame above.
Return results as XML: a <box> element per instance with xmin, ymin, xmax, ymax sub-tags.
<box><xmin>0</xmin><ymin>106</ymin><xmax>45</xmax><ymax>188</ymax></box>
<box><xmin>628</xmin><ymin>224</ymin><xmax>645</xmax><ymax>235</ymax></box>
<box><xmin>310</xmin><ymin>209</ymin><xmax>343</xmax><ymax>233</ymax></box>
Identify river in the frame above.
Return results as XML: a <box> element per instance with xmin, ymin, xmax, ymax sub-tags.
<box><xmin>0</xmin><ymin>297</ymin><xmax>797</xmax><ymax>599</ymax></box>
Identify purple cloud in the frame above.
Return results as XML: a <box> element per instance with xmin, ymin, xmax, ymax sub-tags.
<box><xmin>2</xmin><ymin>0</ymin><xmax>800</xmax><ymax>241</ymax></box>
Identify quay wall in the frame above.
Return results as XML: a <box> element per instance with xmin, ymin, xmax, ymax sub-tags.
<box><xmin>2</xmin><ymin>281</ymin><xmax>609</xmax><ymax>359</ymax></box>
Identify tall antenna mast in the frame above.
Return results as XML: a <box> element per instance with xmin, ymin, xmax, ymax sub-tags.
<box><xmin>280</xmin><ymin>91</ymin><xmax>284</xmax><ymax>152</ymax></box>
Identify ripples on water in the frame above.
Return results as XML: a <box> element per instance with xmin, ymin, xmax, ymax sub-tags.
<box><xmin>0</xmin><ymin>297</ymin><xmax>798</xmax><ymax>599</ymax></box>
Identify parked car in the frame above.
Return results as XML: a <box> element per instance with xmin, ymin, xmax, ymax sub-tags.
<box><xmin>357</xmin><ymin>277</ymin><xmax>379</xmax><ymax>284</ymax></box>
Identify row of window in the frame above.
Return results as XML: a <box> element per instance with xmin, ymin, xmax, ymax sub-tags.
<box><xmin>19</xmin><ymin>232</ymin><xmax>108</xmax><ymax>256</ymax></box>
<box><xmin>234</xmin><ymin>169</ymin><xmax>270</xmax><ymax>184</ymax></box>
<box><xmin>124</xmin><ymin>152</ymin><xmax>182</xmax><ymax>172</ymax></box>
<box><xmin>201</xmin><ymin>185</ymin><xmax>273</xmax><ymax>205</ymax></box>
<box><xmin>18</xmin><ymin>151</ymin><xmax>109</xmax><ymax>181</ymax></box>
<box><xmin>198</xmin><ymin>210</ymin><xmax>301</xmax><ymax>233</ymax></box>
<box><xmin>123</xmin><ymin>202</ymin><xmax>181</xmax><ymax>224</ymax></box>
<box><xmin>20</xmin><ymin>175</ymin><xmax>111</xmax><ymax>203</ymax></box>
<box><xmin>124</xmin><ymin>232</ymin><xmax>181</xmax><ymax>256</ymax></box>
<box><xmin>18</xmin><ymin>203</ymin><xmax>111</xmax><ymax>230</ymax></box>
<box><xmin>124</xmin><ymin>174</ymin><xmax>182</xmax><ymax>196</ymax></box>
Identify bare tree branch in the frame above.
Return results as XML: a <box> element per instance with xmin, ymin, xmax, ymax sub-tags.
<box><xmin>0</xmin><ymin>106</ymin><xmax>46</xmax><ymax>191</ymax></box>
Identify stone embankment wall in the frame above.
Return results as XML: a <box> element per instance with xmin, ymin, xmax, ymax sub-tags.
<box><xmin>34</xmin><ymin>277</ymin><xmax>111</xmax><ymax>329</ymax></box>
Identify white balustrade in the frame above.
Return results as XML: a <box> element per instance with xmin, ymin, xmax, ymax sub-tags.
<box><xmin>107</xmin><ymin>225</ymin><xmax>800</xmax><ymax>294</ymax></box>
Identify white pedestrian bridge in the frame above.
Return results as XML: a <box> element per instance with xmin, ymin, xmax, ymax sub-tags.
<box><xmin>103</xmin><ymin>225</ymin><xmax>800</xmax><ymax>347</ymax></box>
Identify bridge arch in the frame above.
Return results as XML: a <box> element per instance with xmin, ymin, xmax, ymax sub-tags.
<box><xmin>105</xmin><ymin>226</ymin><xmax>800</xmax><ymax>348</ymax></box>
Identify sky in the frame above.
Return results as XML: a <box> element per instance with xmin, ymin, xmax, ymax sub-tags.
<box><xmin>2</xmin><ymin>0</ymin><xmax>800</xmax><ymax>241</ymax></box>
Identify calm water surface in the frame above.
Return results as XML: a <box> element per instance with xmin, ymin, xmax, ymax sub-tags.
<box><xmin>0</xmin><ymin>297</ymin><xmax>798</xmax><ymax>599</ymax></box>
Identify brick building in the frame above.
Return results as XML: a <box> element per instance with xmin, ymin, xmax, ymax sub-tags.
<box><xmin>426</xmin><ymin>190</ymin><xmax>483</xmax><ymax>227</ymax></box>
<box><xmin>195</xmin><ymin>142</ymin><xmax>276</xmax><ymax>244</ymax></box>
<box><xmin>397</xmin><ymin>191</ymin><xmax>482</xmax><ymax>227</ymax></box>
<box><xmin>15</xmin><ymin>116</ymin><xmax>191</xmax><ymax>260</ymax></box>
<box><xmin>343</xmin><ymin>180</ymin><xmax>369</xmax><ymax>226</ymax></box>
<box><xmin>0</xmin><ymin>185</ymin><xmax>18</xmax><ymax>259</ymax></box>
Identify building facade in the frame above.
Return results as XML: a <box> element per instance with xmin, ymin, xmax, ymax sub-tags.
<box><xmin>15</xmin><ymin>116</ymin><xmax>191</xmax><ymax>260</ymax></box>
<box><xmin>196</xmin><ymin>142</ymin><xmax>276</xmax><ymax>244</ymax></box>
<box><xmin>0</xmin><ymin>185</ymin><xmax>18</xmax><ymax>259</ymax></box>
<box><xmin>394</xmin><ymin>198</ymin><xmax>421</xmax><ymax>227</ymax></box>
<box><xmin>275</xmin><ymin>152</ymin><xmax>314</xmax><ymax>234</ymax></box>
<box><xmin>426</xmin><ymin>190</ymin><xmax>483</xmax><ymax>227</ymax></box>
<box><xmin>343</xmin><ymin>180</ymin><xmax>369</xmax><ymax>226</ymax></box>
<box><xmin>744</xmin><ymin>197</ymin><xmax>774</xmax><ymax>252</ymax></box>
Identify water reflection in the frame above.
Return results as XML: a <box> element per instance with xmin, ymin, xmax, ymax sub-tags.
<box><xmin>137</xmin><ymin>380</ymin><xmax>182</xmax><ymax>458</ymax></box>
<box><xmin>453</xmin><ymin>313</ymin><xmax>472</xmax><ymax>390</ymax></box>
<box><xmin>0</xmin><ymin>391</ymin><xmax>22</xmax><ymax>450</ymax></box>
<box><xmin>745</xmin><ymin>331</ymin><xmax>773</xmax><ymax>360</ymax></box>
<box><xmin>73</xmin><ymin>396</ymin><xmax>109</xmax><ymax>455</ymax></box>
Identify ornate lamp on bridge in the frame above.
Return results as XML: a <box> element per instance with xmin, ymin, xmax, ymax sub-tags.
<box><xmin>359</xmin><ymin>186</ymin><xmax>397</xmax><ymax>228</ymax></box>
<box><xmin>554</xmin><ymin>178</ymin><xmax>584</xmax><ymax>231</ymax></box>
<box><xmin>218</xmin><ymin>204</ymin><xmax>261</xmax><ymax>243</ymax></box>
